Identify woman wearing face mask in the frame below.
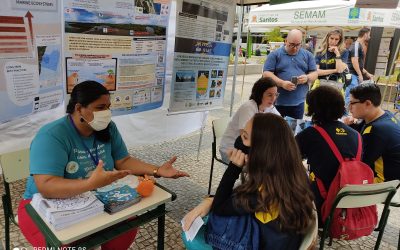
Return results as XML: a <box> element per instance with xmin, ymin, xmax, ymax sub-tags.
<box><xmin>18</xmin><ymin>81</ymin><xmax>189</xmax><ymax>249</ymax></box>
<box><xmin>219</xmin><ymin>77</ymin><xmax>280</xmax><ymax>163</ymax></box>
<box><xmin>183</xmin><ymin>113</ymin><xmax>315</xmax><ymax>249</ymax></box>
<box><xmin>314</xmin><ymin>29</ymin><xmax>349</xmax><ymax>88</ymax></box>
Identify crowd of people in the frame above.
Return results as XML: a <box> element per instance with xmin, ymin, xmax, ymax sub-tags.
<box><xmin>18</xmin><ymin>27</ymin><xmax>399</xmax><ymax>249</ymax></box>
<box><xmin>182</xmin><ymin>27</ymin><xmax>399</xmax><ymax>249</ymax></box>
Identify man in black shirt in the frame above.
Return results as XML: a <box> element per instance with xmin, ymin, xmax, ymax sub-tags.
<box><xmin>344</xmin><ymin>28</ymin><xmax>374</xmax><ymax>106</ymax></box>
<box><xmin>346</xmin><ymin>84</ymin><xmax>400</xmax><ymax>182</ymax></box>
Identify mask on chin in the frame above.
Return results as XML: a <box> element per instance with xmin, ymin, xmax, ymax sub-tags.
<box><xmin>234</xmin><ymin>135</ymin><xmax>250</xmax><ymax>155</ymax></box>
<box><xmin>84</xmin><ymin>109</ymin><xmax>112</xmax><ymax>131</ymax></box>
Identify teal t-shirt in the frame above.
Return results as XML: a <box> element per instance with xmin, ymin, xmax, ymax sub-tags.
<box><xmin>23</xmin><ymin>116</ymin><xmax>129</xmax><ymax>199</ymax></box>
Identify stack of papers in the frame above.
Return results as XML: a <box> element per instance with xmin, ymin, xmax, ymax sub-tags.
<box><xmin>31</xmin><ymin>191</ymin><xmax>104</xmax><ymax>230</ymax></box>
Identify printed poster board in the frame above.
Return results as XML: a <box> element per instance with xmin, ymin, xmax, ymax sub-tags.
<box><xmin>168</xmin><ymin>0</ymin><xmax>236</xmax><ymax>113</ymax></box>
<box><xmin>0</xmin><ymin>0</ymin><xmax>63</xmax><ymax>123</ymax></box>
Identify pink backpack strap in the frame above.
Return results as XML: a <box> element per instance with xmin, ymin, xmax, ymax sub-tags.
<box><xmin>314</xmin><ymin>125</ymin><xmax>344</xmax><ymax>163</ymax></box>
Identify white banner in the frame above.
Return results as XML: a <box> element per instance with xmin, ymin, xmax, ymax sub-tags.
<box><xmin>249</xmin><ymin>0</ymin><xmax>400</xmax><ymax>30</ymax></box>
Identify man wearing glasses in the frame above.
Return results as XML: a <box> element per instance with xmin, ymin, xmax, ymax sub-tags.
<box><xmin>263</xmin><ymin>29</ymin><xmax>318</xmax><ymax>119</ymax></box>
<box><xmin>345</xmin><ymin>84</ymin><xmax>400</xmax><ymax>182</ymax></box>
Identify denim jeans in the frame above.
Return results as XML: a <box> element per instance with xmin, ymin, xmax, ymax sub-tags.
<box><xmin>344</xmin><ymin>74</ymin><xmax>359</xmax><ymax>107</ymax></box>
<box><xmin>205</xmin><ymin>212</ymin><xmax>260</xmax><ymax>250</ymax></box>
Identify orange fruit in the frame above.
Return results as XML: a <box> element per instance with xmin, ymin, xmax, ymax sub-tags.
<box><xmin>137</xmin><ymin>179</ymin><xmax>155</xmax><ymax>197</ymax></box>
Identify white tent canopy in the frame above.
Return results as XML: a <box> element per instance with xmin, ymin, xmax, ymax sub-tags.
<box><xmin>248</xmin><ymin>0</ymin><xmax>400</xmax><ymax>31</ymax></box>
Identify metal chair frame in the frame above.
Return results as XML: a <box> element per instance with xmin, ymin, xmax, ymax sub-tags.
<box><xmin>1</xmin><ymin>149</ymin><xmax>30</xmax><ymax>250</ymax></box>
<box><xmin>208</xmin><ymin>119</ymin><xmax>229</xmax><ymax>195</ymax></box>
<box><xmin>319</xmin><ymin>181</ymin><xmax>399</xmax><ymax>250</ymax></box>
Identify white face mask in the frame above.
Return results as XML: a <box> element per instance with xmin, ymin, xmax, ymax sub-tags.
<box><xmin>85</xmin><ymin>109</ymin><xmax>112</xmax><ymax>131</ymax></box>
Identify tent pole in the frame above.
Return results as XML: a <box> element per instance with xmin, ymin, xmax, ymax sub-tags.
<box><xmin>230</xmin><ymin>0</ymin><xmax>244</xmax><ymax>117</ymax></box>
<box><xmin>196</xmin><ymin>111</ymin><xmax>209</xmax><ymax>161</ymax></box>
<box><xmin>241</xmin><ymin>28</ymin><xmax>250</xmax><ymax>100</ymax></box>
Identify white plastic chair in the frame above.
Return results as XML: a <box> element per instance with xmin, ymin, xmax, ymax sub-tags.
<box><xmin>208</xmin><ymin>118</ymin><xmax>229</xmax><ymax>194</ymax></box>
<box><xmin>299</xmin><ymin>209</ymin><xmax>318</xmax><ymax>250</ymax></box>
<box><xmin>389</xmin><ymin>183</ymin><xmax>400</xmax><ymax>249</ymax></box>
<box><xmin>0</xmin><ymin>149</ymin><xmax>30</xmax><ymax>250</ymax></box>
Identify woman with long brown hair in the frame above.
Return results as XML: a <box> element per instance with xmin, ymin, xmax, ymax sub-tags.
<box><xmin>209</xmin><ymin>113</ymin><xmax>315</xmax><ymax>249</ymax></box>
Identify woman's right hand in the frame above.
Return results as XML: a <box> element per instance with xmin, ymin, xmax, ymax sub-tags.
<box><xmin>228</xmin><ymin>148</ymin><xmax>246</xmax><ymax>167</ymax></box>
<box><xmin>328</xmin><ymin>46</ymin><xmax>339</xmax><ymax>55</ymax></box>
<box><xmin>182</xmin><ymin>198</ymin><xmax>213</xmax><ymax>231</ymax></box>
<box><xmin>87</xmin><ymin>160</ymin><xmax>131</xmax><ymax>189</ymax></box>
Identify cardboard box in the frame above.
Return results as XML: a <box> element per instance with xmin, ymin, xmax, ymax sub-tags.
<box><xmin>376</xmin><ymin>62</ymin><xmax>387</xmax><ymax>69</ymax></box>
<box><xmin>379</xmin><ymin>38</ymin><xmax>391</xmax><ymax>50</ymax></box>
<box><xmin>378</xmin><ymin>49</ymin><xmax>390</xmax><ymax>56</ymax></box>
<box><xmin>382</xmin><ymin>28</ymin><xmax>395</xmax><ymax>38</ymax></box>
<box><xmin>377</xmin><ymin>56</ymin><xmax>388</xmax><ymax>63</ymax></box>
<box><xmin>374</xmin><ymin>68</ymin><xmax>386</xmax><ymax>76</ymax></box>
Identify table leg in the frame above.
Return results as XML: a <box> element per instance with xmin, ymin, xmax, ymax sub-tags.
<box><xmin>157</xmin><ymin>204</ymin><xmax>166</xmax><ymax>250</ymax></box>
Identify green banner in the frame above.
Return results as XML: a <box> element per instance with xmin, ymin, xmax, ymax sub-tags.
<box><xmin>270</xmin><ymin>0</ymin><xmax>298</xmax><ymax>5</ymax></box>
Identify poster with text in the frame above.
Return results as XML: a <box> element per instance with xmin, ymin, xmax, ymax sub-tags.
<box><xmin>168</xmin><ymin>0</ymin><xmax>235</xmax><ymax>113</ymax></box>
<box><xmin>64</xmin><ymin>0</ymin><xmax>170</xmax><ymax>115</ymax></box>
<box><xmin>0</xmin><ymin>0</ymin><xmax>63</xmax><ymax>123</ymax></box>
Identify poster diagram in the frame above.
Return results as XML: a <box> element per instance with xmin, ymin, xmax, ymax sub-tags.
<box><xmin>66</xmin><ymin>58</ymin><xmax>117</xmax><ymax>93</ymax></box>
<box><xmin>64</xmin><ymin>0</ymin><xmax>171</xmax><ymax>115</ymax></box>
<box><xmin>168</xmin><ymin>0</ymin><xmax>235</xmax><ymax>113</ymax></box>
<box><xmin>0</xmin><ymin>2</ymin><xmax>63</xmax><ymax>123</ymax></box>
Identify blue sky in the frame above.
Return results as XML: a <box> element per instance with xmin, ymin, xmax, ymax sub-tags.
<box><xmin>64</xmin><ymin>8</ymin><xmax>132</xmax><ymax>23</ymax></box>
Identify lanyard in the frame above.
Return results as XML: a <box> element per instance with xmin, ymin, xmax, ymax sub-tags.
<box><xmin>69</xmin><ymin>115</ymin><xmax>99</xmax><ymax>166</ymax></box>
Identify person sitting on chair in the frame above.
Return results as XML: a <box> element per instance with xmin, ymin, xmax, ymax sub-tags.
<box><xmin>18</xmin><ymin>81</ymin><xmax>189</xmax><ymax>248</ymax></box>
<box><xmin>296</xmin><ymin>85</ymin><xmax>359</xmax><ymax>223</ymax></box>
<box><xmin>344</xmin><ymin>83</ymin><xmax>400</xmax><ymax>182</ymax></box>
<box><xmin>183</xmin><ymin>113</ymin><xmax>315</xmax><ymax>249</ymax></box>
<box><xmin>219</xmin><ymin>77</ymin><xmax>280</xmax><ymax>163</ymax></box>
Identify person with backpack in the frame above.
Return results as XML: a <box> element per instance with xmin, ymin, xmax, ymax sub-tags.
<box><xmin>263</xmin><ymin>29</ymin><xmax>318</xmax><ymax>119</ymax></box>
<box><xmin>296</xmin><ymin>86</ymin><xmax>359</xmax><ymax>220</ymax></box>
<box><xmin>183</xmin><ymin>113</ymin><xmax>315</xmax><ymax>249</ymax></box>
<box><xmin>345</xmin><ymin>83</ymin><xmax>400</xmax><ymax>182</ymax></box>
<box><xmin>296</xmin><ymin>85</ymin><xmax>377</xmax><ymax>239</ymax></box>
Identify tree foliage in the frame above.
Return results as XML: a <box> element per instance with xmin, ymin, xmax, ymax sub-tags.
<box><xmin>262</xmin><ymin>27</ymin><xmax>284</xmax><ymax>43</ymax></box>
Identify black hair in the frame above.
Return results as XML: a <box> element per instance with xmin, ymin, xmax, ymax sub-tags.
<box><xmin>67</xmin><ymin>81</ymin><xmax>111</xmax><ymax>142</ymax></box>
<box><xmin>306</xmin><ymin>85</ymin><xmax>345</xmax><ymax>124</ymax></box>
<box><xmin>358</xmin><ymin>27</ymin><xmax>370</xmax><ymax>38</ymax></box>
<box><xmin>350</xmin><ymin>83</ymin><xmax>382</xmax><ymax>107</ymax></box>
<box><xmin>249</xmin><ymin>77</ymin><xmax>277</xmax><ymax>106</ymax></box>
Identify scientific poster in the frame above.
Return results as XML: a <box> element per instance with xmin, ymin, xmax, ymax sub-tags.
<box><xmin>168</xmin><ymin>0</ymin><xmax>235</xmax><ymax>113</ymax></box>
<box><xmin>63</xmin><ymin>0</ymin><xmax>171</xmax><ymax>115</ymax></box>
<box><xmin>0</xmin><ymin>0</ymin><xmax>63</xmax><ymax>123</ymax></box>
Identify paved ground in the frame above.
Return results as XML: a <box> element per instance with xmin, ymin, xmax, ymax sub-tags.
<box><xmin>0</xmin><ymin>74</ymin><xmax>399</xmax><ymax>249</ymax></box>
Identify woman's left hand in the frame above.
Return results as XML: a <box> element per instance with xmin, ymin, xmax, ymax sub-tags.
<box><xmin>157</xmin><ymin>156</ymin><xmax>190</xmax><ymax>178</ymax></box>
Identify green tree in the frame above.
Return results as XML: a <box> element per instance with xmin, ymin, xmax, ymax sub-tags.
<box><xmin>262</xmin><ymin>27</ymin><xmax>284</xmax><ymax>43</ymax></box>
